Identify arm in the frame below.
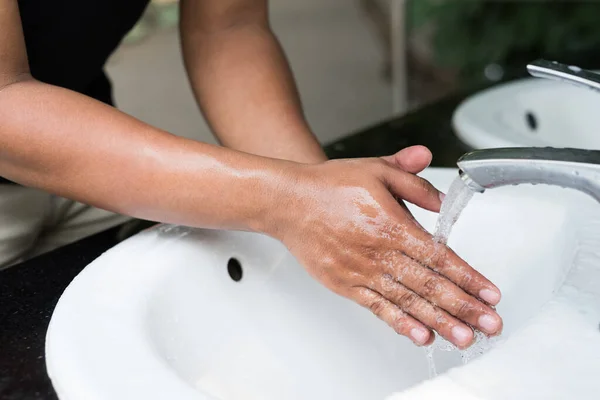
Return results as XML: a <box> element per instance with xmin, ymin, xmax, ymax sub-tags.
<box><xmin>179</xmin><ymin>0</ymin><xmax>327</xmax><ymax>163</ymax></box>
<box><xmin>1</xmin><ymin>0</ymin><xmax>502</xmax><ymax>348</ymax></box>
<box><xmin>0</xmin><ymin>0</ymin><xmax>284</xmax><ymax>231</ymax></box>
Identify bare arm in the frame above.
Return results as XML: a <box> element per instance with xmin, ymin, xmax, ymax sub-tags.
<box><xmin>179</xmin><ymin>0</ymin><xmax>327</xmax><ymax>163</ymax></box>
<box><xmin>0</xmin><ymin>0</ymin><xmax>29</xmax><ymax>86</ymax></box>
<box><xmin>0</xmin><ymin>0</ymin><xmax>286</xmax><ymax>231</ymax></box>
<box><xmin>0</xmin><ymin>0</ymin><xmax>503</xmax><ymax>348</ymax></box>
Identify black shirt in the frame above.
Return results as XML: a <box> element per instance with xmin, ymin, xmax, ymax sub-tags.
<box><xmin>19</xmin><ymin>0</ymin><xmax>150</xmax><ymax>104</ymax></box>
<box><xmin>0</xmin><ymin>0</ymin><xmax>151</xmax><ymax>184</ymax></box>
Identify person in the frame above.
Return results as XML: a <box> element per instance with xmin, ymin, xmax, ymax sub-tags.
<box><xmin>0</xmin><ymin>0</ymin><xmax>502</xmax><ymax>348</ymax></box>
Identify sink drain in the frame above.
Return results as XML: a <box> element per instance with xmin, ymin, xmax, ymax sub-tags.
<box><xmin>525</xmin><ymin>111</ymin><xmax>538</xmax><ymax>131</ymax></box>
<box><xmin>227</xmin><ymin>258</ymin><xmax>243</xmax><ymax>282</ymax></box>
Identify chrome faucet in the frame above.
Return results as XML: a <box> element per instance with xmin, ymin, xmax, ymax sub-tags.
<box><xmin>457</xmin><ymin>147</ymin><xmax>600</xmax><ymax>201</ymax></box>
<box><xmin>526</xmin><ymin>59</ymin><xmax>600</xmax><ymax>92</ymax></box>
<box><xmin>457</xmin><ymin>60</ymin><xmax>600</xmax><ymax>202</ymax></box>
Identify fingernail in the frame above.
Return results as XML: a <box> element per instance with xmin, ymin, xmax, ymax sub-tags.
<box><xmin>478</xmin><ymin>314</ymin><xmax>501</xmax><ymax>334</ymax></box>
<box><xmin>451</xmin><ymin>325</ymin><xmax>473</xmax><ymax>345</ymax></box>
<box><xmin>439</xmin><ymin>192</ymin><xmax>446</xmax><ymax>202</ymax></box>
<box><xmin>410</xmin><ymin>328</ymin><xmax>429</xmax><ymax>345</ymax></box>
<box><xmin>479</xmin><ymin>288</ymin><xmax>501</xmax><ymax>305</ymax></box>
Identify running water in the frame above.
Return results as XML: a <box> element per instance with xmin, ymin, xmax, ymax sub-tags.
<box><xmin>424</xmin><ymin>176</ymin><xmax>499</xmax><ymax>378</ymax></box>
<box><xmin>433</xmin><ymin>176</ymin><xmax>475</xmax><ymax>245</ymax></box>
<box><xmin>424</xmin><ymin>345</ymin><xmax>436</xmax><ymax>378</ymax></box>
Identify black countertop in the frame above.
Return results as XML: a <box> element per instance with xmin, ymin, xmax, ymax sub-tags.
<box><xmin>0</xmin><ymin>87</ymin><xmax>482</xmax><ymax>400</ymax></box>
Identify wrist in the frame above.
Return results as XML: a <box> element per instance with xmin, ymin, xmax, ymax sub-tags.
<box><xmin>248</xmin><ymin>160</ymin><xmax>308</xmax><ymax>239</ymax></box>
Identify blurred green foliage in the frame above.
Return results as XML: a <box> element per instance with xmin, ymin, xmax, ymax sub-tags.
<box><xmin>408</xmin><ymin>0</ymin><xmax>600</xmax><ymax>82</ymax></box>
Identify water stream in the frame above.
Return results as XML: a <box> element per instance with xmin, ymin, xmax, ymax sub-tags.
<box><xmin>425</xmin><ymin>176</ymin><xmax>500</xmax><ymax>378</ymax></box>
<box><xmin>433</xmin><ymin>176</ymin><xmax>475</xmax><ymax>245</ymax></box>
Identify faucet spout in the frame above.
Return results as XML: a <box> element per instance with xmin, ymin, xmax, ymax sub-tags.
<box><xmin>527</xmin><ymin>59</ymin><xmax>600</xmax><ymax>92</ymax></box>
<box><xmin>457</xmin><ymin>147</ymin><xmax>600</xmax><ymax>202</ymax></box>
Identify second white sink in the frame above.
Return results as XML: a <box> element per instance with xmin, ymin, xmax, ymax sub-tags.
<box><xmin>452</xmin><ymin>77</ymin><xmax>600</xmax><ymax>149</ymax></box>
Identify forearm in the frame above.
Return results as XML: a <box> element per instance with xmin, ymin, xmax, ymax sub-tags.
<box><xmin>181</xmin><ymin>18</ymin><xmax>327</xmax><ymax>163</ymax></box>
<box><xmin>0</xmin><ymin>78</ymin><xmax>291</xmax><ymax>231</ymax></box>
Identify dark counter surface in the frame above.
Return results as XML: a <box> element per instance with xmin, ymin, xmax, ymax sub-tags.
<box><xmin>0</xmin><ymin>87</ymin><xmax>481</xmax><ymax>399</ymax></box>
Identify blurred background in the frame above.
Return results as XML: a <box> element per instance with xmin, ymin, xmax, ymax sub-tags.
<box><xmin>107</xmin><ymin>0</ymin><xmax>600</xmax><ymax>146</ymax></box>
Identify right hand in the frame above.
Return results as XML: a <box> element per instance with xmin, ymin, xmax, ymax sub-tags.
<box><xmin>266</xmin><ymin>146</ymin><xmax>502</xmax><ymax>348</ymax></box>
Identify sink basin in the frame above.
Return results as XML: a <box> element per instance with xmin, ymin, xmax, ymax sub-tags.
<box><xmin>452</xmin><ymin>77</ymin><xmax>600</xmax><ymax>149</ymax></box>
<box><xmin>46</xmin><ymin>168</ymin><xmax>600</xmax><ymax>400</ymax></box>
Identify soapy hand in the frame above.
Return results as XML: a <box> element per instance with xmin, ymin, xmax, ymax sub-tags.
<box><xmin>270</xmin><ymin>146</ymin><xmax>502</xmax><ymax>349</ymax></box>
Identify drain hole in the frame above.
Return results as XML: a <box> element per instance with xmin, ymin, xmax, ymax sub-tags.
<box><xmin>227</xmin><ymin>258</ymin><xmax>243</xmax><ymax>282</ymax></box>
<box><xmin>525</xmin><ymin>111</ymin><xmax>538</xmax><ymax>131</ymax></box>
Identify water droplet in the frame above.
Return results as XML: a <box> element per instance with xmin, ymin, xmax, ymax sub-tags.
<box><xmin>568</xmin><ymin>65</ymin><xmax>582</xmax><ymax>73</ymax></box>
<box><xmin>424</xmin><ymin>345</ymin><xmax>437</xmax><ymax>378</ymax></box>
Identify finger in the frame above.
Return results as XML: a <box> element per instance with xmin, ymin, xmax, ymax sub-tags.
<box><xmin>382</xmin><ymin>167</ymin><xmax>443</xmax><ymax>212</ymax></box>
<box><xmin>381</xmin><ymin>146</ymin><xmax>432</xmax><ymax>174</ymax></box>
<box><xmin>400</xmin><ymin>225</ymin><xmax>502</xmax><ymax>306</ymax></box>
<box><xmin>373</xmin><ymin>274</ymin><xmax>475</xmax><ymax>349</ymax></box>
<box><xmin>353</xmin><ymin>286</ymin><xmax>433</xmax><ymax>346</ymax></box>
<box><xmin>391</xmin><ymin>252</ymin><xmax>502</xmax><ymax>336</ymax></box>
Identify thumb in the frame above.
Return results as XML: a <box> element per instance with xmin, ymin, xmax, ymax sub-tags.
<box><xmin>381</xmin><ymin>145</ymin><xmax>432</xmax><ymax>174</ymax></box>
<box><xmin>382</xmin><ymin>165</ymin><xmax>444</xmax><ymax>213</ymax></box>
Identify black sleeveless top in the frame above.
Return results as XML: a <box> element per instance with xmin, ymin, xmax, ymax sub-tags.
<box><xmin>1</xmin><ymin>0</ymin><xmax>151</xmax><ymax>184</ymax></box>
<box><xmin>18</xmin><ymin>0</ymin><xmax>150</xmax><ymax>103</ymax></box>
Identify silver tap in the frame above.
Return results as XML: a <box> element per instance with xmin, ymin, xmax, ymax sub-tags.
<box><xmin>526</xmin><ymin>59</ymin><xmax>600</xmax><ymax>92</ymax></box>
<box><xmin>456</xmin><ymin>60</ymin><xmax>600</xmax><ymax>202</ymax></box>
<box><xmin>457</xmin><ymin>148</ymin><xmax>600</xmax><ymax>202</ymax></box>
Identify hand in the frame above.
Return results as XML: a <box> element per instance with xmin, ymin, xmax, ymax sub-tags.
<box><xmin>270</xmin><ymin>146</ymin><xmax>502</xmax><ymax>348</ymax></box>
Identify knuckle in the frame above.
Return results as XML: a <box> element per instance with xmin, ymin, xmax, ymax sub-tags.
<box><xmin>379</xmin><ymin>273</ymin><xmax>395</xmax><ymax>292</ymax></box>
<box><xmin>456</xmin><ymin>270</ymin><xmax>474</xmax><ymax>288</ymax></box>
<box><xmin>392</xmin><ymin>314</ymin><xmax>407</xmax><ymax>334</ymax></box>
<box><xmin>421</xmin><ymin>276</ymin><xmax>441</xmax><ymax>298</ymax></box>
<box><xmin>424</xmin><ymin>246</ymin><xmax>447</xmax><ymax>270</ymax></box>
<box><xmin>398</xmin><ymin>291</ymin><xmax>420</xmax><ymax>310</ymax></box>
<box><xmin>368</xmin><ymin>298</ymin><xmax>387</xmax><ymax>317</ymax></box>
<box><xmin>435</xmin><ymin>247</ymin><xmax>450</xmax><ymax>265</ymax></box>
<box><xmin>455</xmin><ymin>299</ymin><xmax>476</xmax><ymax>319</ymax></box>
<box><xmin>432</xmin><ymin>314</ymin><xmax>449</xmax><ymax>331</ymax></box>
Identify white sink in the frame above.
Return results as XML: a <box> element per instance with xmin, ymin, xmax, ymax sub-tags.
<box><xmin>452</xmin><ymin>77</ymin><xmax>600</xmax><ymax>149</ymax></box>
<box><xmin>46</xmin><ymin>168</ymin><xmax>600</xmax><ymax>400</ymax></box>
